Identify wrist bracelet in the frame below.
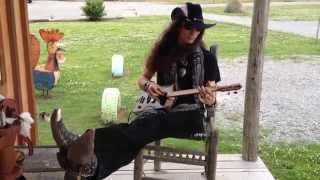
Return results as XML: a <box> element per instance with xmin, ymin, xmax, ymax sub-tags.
<box><xmin>143</xmin><ymin>81</ymin><xmax>149</xmax><ymax>91</ymax></box>
<box><xmin>143</xmin><ymin>80</ymin><xmax>153</xmax><ymax>92</ymax></box>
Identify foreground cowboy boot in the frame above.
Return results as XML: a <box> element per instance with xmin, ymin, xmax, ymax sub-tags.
<box><xmin>50</xmin><ymin>109</ymin><xmax>80</xmax><ymax>147</ymax></box>
<box><xmin>50</xmin><ymin>108</ymin><xmax>97</xmax><ymax>178</ymax></box>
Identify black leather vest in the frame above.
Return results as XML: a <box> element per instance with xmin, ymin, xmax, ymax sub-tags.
<box><xmin>157</xmin><ymin>46</ymin><xmax>204</xmax><ymax>104</ymax></box>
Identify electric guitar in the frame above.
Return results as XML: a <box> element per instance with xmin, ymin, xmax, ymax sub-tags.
<box><xmin>133</xmin><ymin>83</ymin><xmax>242</xmax><ymax>113</ymax></box>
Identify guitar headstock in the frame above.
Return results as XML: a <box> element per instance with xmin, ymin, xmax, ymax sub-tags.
<box><xmin>217</xmin><ymin>83</ymin><xmax>242</xmax><ymax>92</ymax></box>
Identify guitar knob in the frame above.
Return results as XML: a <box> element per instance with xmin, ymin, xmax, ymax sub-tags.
<box><xmin>151</xmin><ymin>98</ymin><xmax>156</xmax><ymax>103</ymax></box>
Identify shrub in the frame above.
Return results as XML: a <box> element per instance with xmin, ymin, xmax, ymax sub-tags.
<box><xmin>224</xmin><ymin>0</ymin><xmax>244</xmax><ymax>14</ymax></box>
<box><xmin>82</xmin><ymin>0</ymin><xmax>106</xmax><ymax>21</ymax></box>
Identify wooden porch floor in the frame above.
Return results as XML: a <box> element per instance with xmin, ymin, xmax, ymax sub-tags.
<box><xmin>21</xmin><ymin>147</ymin><xmax>274</xmax><ymax>180</ymax></box>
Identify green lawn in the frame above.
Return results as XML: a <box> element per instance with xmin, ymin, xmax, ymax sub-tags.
<box><xmin>30</xmin><ymin>16</ymin><xmax>320</xmax><ymax>180</ymax></box>
<box><xmin>145</xmin><ymin>0</ymin><xmax>303</xmax><ymax>4</ymax></box>
<box><xmin>261</xmin><ymin>143</ymin><xmax>320</xmax><ymax>180</ymax></box>
<box><xmin>204</xmin><ymin>4</ymin><xmax>320</xmax><ymax>21</ymax></box>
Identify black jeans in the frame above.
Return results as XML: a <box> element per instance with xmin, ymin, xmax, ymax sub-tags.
<box><xmin>90</xmin><ymin>104</ymin><xmax>205</xmax><ymax>180</ymax></box>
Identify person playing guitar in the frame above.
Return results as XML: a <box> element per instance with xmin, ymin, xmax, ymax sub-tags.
<box><xmin>50</xmin><ymin>2</ymin><xmax>240</xmax><ymax>180</ymax></box>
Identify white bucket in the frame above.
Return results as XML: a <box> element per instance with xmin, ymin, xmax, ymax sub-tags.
<box><xmin>101</xmin><ymin>88</ymin><xmax>121</xmax><ymax>123</ymax></box>
<box><xmin>111</xmin><ymin>54</ymin><xmax>124</xmax><ymax>77</ymax></box>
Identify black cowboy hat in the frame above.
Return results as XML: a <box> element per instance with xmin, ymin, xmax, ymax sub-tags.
<box><xmin>171</xmin><ymin>2</ymin><xmax>216</xmax><ymax>30</ymax></box>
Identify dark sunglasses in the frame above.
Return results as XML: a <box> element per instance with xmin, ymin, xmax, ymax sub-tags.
<box><xmin>183</xmin><ymin>18</ymin><xmax>203</xmax><ymax>31</ymax></box>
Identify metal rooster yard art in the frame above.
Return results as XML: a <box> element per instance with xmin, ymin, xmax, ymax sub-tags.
<box><xmin>31</xmin><ymin>29</ymin><xmax>66</xmax><ymax>96</ymax></box>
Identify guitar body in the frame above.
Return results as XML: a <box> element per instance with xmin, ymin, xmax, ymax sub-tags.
<box><xmin>133</xmin><ymin>86</ymin><xmax>173</xmax><ymax>113</ymax></box>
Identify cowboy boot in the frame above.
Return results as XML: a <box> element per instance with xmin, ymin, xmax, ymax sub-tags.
<box><xmin>50</xmin><ymin>108</ymin><xmax>80</xmax><ymax>147</ymax></box>
<box><xmin>68</xmin><ymin>129</ymin><xmax>97</xmax><ymax>177</ymax></box>
<box><xmin>56</xmin><ymin>129</ymin><xmax>97</xmax><ymax>178</ymax></box>
<box><xmin>51</xmin><ymin>109</ymin><xmax>97</xmax><ymax>177</ymax></box>
<box><xmin>64</xmin><ymin>172</ymin><xmax>88</xmax><ymax>180</ymax></box>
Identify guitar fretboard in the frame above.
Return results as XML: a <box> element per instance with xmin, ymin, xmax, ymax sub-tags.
<box><xmin>167</xmin><ymin>83</ymin><xmax>241</xmax><ymax>97</ymax></box>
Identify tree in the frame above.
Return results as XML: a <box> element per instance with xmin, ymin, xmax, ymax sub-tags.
<box><xmin>224</xmin><ymin>0</ymin><xmax>244</xmax><ymax>14</ymax></box>
<box><xmin>82</xmin><ymin>0</ymin><xmax>106</xmax><ymax>21</ymax></box>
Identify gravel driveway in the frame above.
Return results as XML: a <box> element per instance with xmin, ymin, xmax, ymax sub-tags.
<box><xmin>215</xmin><ymin>56</ymin><xmax>320</xmax><ymax>143</ymax></box>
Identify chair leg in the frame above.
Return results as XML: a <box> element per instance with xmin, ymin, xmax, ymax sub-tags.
<box><xmin>154</xmin><ymin>140</ymin><xmax>161</xmax><ymax>171</ymax></box>
<box><xmin>206</xmin><ymin>130</ymin><xmax>218</xmax><ymax>180</ymax></box>
<box><xmin>134</xmin><ymin>150</ymin><xmax>144</xmax><ymax>180</ymax></box>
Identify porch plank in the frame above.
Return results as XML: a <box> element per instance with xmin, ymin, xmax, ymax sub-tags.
<box><xmin>21</xmin><ymin>147</ymin><xmax>274</xmax><ymax>180</ymax></box>
<box><xmin>20</xmin><ymin>146</ymin><xmax>61</xmax><ymax>172</ymax></box>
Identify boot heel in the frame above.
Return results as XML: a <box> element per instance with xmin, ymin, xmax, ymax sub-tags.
<box><xmin>64</xmin><ymin>172</ymin><xmax>83</xmax><ymax>180</ymax></box>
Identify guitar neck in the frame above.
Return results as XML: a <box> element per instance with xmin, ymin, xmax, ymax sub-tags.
<box><xmin>167</xmin><ymin>83</ymin><xmax>241</xmax><ymax>98</ymax></box>
<box><xmin>167</xmin><ymin>89</ymin><xmax>199</xmax><ymax>97</ymax></box>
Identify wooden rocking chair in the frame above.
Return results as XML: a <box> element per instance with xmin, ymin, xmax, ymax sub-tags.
<box><xmin>133</xmin><ymin>112</ymin><xmax>218</xmax><ymax>180</ymax></box>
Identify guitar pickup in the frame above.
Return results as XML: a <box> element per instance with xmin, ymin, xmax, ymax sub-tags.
<box><xmin>151</xmin><ymin>98</ymin><xmax>156</xmax><ymax>103</ymax></box>
<box><xmin>140</xmin><ymin>96</ymin><xmax>145</xmax><ymax>104</ymax></box>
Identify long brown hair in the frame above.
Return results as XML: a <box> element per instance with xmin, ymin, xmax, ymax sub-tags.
<box><xmin>145</xmin><ymin>20</ymin><xmax>206</xmax><ymax>72</ymax></box>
